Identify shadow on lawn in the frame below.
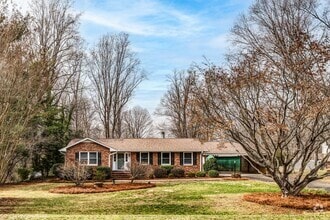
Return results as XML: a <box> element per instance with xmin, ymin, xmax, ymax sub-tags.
<box><xmin>0</xmin><ymin>197</ymin><xmax>26</xmax><ymax>213</ymax></box>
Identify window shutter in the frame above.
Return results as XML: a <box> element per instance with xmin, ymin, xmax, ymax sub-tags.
<box><xmin>75</xmin><ymin>152</ymin><xmax>79</xmax><ymax>162</ymax></box>
<box><xmin>193</xmin><ymin>152</ymin><xmax>197</xmax><ymax>165</ymax></box>
<box><xmin>149</xmin><ymin>152</ymin><xmax>153</xmax><ymax>165</ymax></box>
<box><xmin>180</xmin><ymin>153</ymin><xmax>183</xmax><ymax>165</ymax></box>
<box><xmin>158</xmin><ymin>152</ymin><xmax>161</xmax><ymax>165</ymax></box>
<box><xmin>171</xmin><ymin>152</ymin><xmax>174</xmax><ymax>165</ymax></box>
<box><xmin>98</xmin><ymin>152</ymin><xmax>102</xmax><ymax>166</ymax></box>
<box><xmin>136</xmin><ymin>152</ymin><xmax>140</xmax><ymax>163</ymax></box>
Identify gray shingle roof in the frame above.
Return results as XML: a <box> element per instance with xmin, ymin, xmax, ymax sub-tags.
<box><xmin>62</xmin><ymin>138</ymin><xmax>247</xmax><ymax>156</ymax></box>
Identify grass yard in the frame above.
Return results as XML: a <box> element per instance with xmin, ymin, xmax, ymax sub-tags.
<box><xmin>0</xmin><ymin>180</ymin><xmax>329</xmax><ymax>220</ymax></box>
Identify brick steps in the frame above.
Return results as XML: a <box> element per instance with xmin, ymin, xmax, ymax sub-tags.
<box><xmin>112</xmin><ymin>171</ymin><xmax>131</xmax><ymax>179</ymax></box>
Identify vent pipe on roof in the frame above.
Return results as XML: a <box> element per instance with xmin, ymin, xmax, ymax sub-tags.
<box><xmin>161</xmin><ymin>131</ymin><xmax>165</xmax><ymax>139</ymax></box>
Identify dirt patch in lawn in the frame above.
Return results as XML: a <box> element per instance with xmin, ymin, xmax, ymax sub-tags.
<box><xmin>243</xmin><ymin>192</ymin><xmax>330</xmax><ymax>211</ymax></box>
<box><xmin>49</xmin><ymin>183</ymin><xmax>155</xmax><ymax>194</ymax></box>
<box><xmin>0</xmin><ymin>197</ymin><xmax>26</xmax><ymax>213</ymax></box>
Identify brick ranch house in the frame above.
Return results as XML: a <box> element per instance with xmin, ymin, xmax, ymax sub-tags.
<box><xmin>59</xmin><ymin>138</ymin><xmax>261</xmax><ymax>175</ymax></box>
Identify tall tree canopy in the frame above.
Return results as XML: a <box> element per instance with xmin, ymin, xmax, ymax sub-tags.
<box><xmin>88</xmin><ymin>33</ymin><xmax>146</xmax><ymax>138</ymax></box>
<box><xmin>194</xmin><ymin>0</ymin><xmax>329</xmax><ymax>196</ymax></box>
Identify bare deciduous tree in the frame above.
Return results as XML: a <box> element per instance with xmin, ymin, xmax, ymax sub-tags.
<box><xmin>195</xmin><ymin>0</ymin><xmax>330</xmax><ymax>196</ymax></box>
<box><xmin>156</xmin><ymin>70</ymin><xmax>215</xmax><ymax>140</ymax></box>
<box><xmin>156</xmin><ymin>70</ymin><xmax>196</xmax><ymax>138</ymax></box>
<box><xmin>0</xmin><ymin>3</ymin><xmax>47</xmax><ymax>183</ymax></box>
<box><xmin>88</xmin><ymin>33</ymin><xmax>146</xmax><ymax>138</ymax></box>
<box><xmin>30</xmin><ymin>0</ymin><xmax>82</xmax><ymax>105</ymax></box>
<box><xmin>122</xmin><ymin>106</ymin><xmax>153</xmax><ymax>138</ymax></box>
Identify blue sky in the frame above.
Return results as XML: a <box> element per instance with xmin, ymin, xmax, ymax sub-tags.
<box><xmin>74</xmin><ymin>0</ymin><xmax>253</xmax><ymax>115</ymax></box>
<box><xmin>17</xmin><ymin>0</ymin><xmax>253</xmax><ymax>117</ymax></box>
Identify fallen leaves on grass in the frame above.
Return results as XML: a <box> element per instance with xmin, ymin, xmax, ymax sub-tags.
<box><xmin>49</xmin><ymin>183</ymin><xmax>155</xmax><ymax>194</ymax></box>
<box><xmin>243</xmin><ymin>192</ymin><xmax>330</xmax><ymax>211</ymax></box>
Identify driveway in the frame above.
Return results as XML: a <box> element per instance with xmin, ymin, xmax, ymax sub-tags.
<box><xmin>242</xmin><ymin>173</ymin><xmax>330</xmax><ymax>192</ymax></box>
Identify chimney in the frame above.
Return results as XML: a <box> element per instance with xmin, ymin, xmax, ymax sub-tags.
<box><xmin>161</xmin><ymin>131</ymin><xmax>165</xmax><ymax>139</ymax></box>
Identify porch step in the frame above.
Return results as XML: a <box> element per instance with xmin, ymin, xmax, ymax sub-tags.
<box><xmin>112</xmin><ymin>171</ymin><xmax>131</xmax><ymax>180</ymax></box>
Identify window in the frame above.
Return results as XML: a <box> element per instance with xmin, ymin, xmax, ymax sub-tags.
<box><xmin>80</xmin><ymin>152</ymin><xmax>88</xmax><ymax>164</ymax></box>
<box><xmin>89</xmin><ymin>152</ymin><xmax>97</xmax><ymax>165</ymax></box>
<box><xmin>79</xmin><ymin>152</ymin><xmax>98</xmax><ymax>165</ymax></box>
<box><xmin>183</xmin><ymin>152</ymin><xmax>193</xmax><ymax>165</ymax></box>
<box><xmin>140</xmin><ymin>152</ymin><xmax>149</xmax><ymax>165</ymax></box>
<box><xmin>161</xmin><ymin>152</ymin><xmax>171</xmax><ymax>165</ymax></box>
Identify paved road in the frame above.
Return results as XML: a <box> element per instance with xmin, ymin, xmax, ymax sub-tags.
<box><xmin>242</xmin><ymin>174</ymin><xmax>330</xmax><ymax>192</ymax></box>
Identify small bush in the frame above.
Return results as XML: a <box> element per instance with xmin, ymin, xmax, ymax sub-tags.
<box><xmin>208</xmin><ymin>170</ymin><xmax>219</xmax><ymax>178</ymax></box>
<box><xmin>86</xmin><ymin>167</ymin><xmax>95</xmax><ymax>180</ymax></box>
<box><xmin>160</xmin><ymin>165</ymin><xmax>174</xmax><ymax>175</ymax></box>
<box><xmin>187</xmin><ymin>172</ymin><xmax>196</xmax><ymax>178</ymax></box>
<box><xmin>196</xmin><ymin>171</ymin><xmax>206</xmax><ymax>177</ymax></box>
<box><xmin>96</xmin><ymin>166</ymin><xmax>112</xmax><ymax>179</ymax></box>
<box><xmin>51</xmin><ymin>163</ymin><xmax>64</xmax><ymax>178</ymax></box>
<box><xmin>63</xmin><ymin>162</ymin><xmax>89</xmax><ymax>186</ymax></box>
<box><xmin>17</xmin><ymin>168</ymin><xmax>30</xmax><ymax>181</ymax></box>
<box><xmin>153</xmin><ymin>167</ymin><xmax>167</xmax><ymax>178</ymax></box>
<box><xmin>170</xmin><ymin>168</ymin><xmax>185</xmax><ymax>178</ymax></box>
<box><xmin>203</xmin><ymin>158</ymin><xmax>218</xmax><ymax>172</ymax></box>
<box><xmin>168</xmin><ymin>173</ymin><xmax>174</xmax><ymax>178</ymax></box>
<box><xmin>95</xmin><ymin>170</ymin><xmax>106</xmax><ymax>181</ymax></box>
<box><xmin>130</xmin><ymin>163</ymin><xmax>152</xmax><ymax>183</ymax></box>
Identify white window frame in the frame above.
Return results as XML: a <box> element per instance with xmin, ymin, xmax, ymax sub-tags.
<box><xmin>79</xmin><ymin>151</ymin><xmax>98</xmax><ymax>166</ymax></box>
<box><xmin>140</xmin><ymin>152</ymin><xmax>149</xmax><ymax>165</ymax></box>
<box><xmin>183</xmin><ymin>152</ymin><xmax>193</xmax><ymax>165</ymax></box>
<box><xmin>161</xmin><ymin>152</ymin><xmax>171</xmax><ymax>165</ymax></box>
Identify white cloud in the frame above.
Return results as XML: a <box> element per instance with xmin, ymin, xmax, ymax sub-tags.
<box><xmin>79</xmin><ymin>0</ymin><xmax>204</xmax><ymax>37</ymax></box>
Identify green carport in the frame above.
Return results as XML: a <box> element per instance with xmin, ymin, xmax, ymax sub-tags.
<box><xmin>215</xmin><ymin>156</ymin><xmax>241</xmax><ymax>172</ymax></box>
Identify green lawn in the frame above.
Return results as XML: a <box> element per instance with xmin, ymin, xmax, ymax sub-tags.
<box><xmin>0</xmin><ymin>180</ymin><xmax>329</xmax><ymax>219</ymax></box>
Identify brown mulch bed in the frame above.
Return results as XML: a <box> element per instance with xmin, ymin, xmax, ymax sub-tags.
<box><xmin>49</xmin><ymin>183</ymin><xmax>156</xmax><ymax>194</ymax></box>
<box><xmin>0</xmin><ymin>198</ymin><xmax>26</xmax><ymax>213</ymax></box>
<box><xmin>243</xmin><ymin>192</ymin><xmax>330</xmax><ymax>211</ymax></box>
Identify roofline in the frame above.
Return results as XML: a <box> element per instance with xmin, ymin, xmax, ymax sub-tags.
<box><xmin>203</xmin><ymin>153</ymin><xmax>247</xmax><ymax>156</ymax></box>
<box><xmin>59</xmin><ymin>138</ymin><xmax>117</xmax><ymax>152</ymax></box>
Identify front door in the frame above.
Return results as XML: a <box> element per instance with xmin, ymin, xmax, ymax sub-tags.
<box><xmin>117</xmin><ymin>153</ymin><xmax>125</xmax><ymax>170</ymax></box>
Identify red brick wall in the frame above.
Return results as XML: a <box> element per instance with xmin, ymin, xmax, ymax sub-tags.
<box><xmin>130</xmin><ymin>152</ymin><xmax>201</xmax><ymax>172</ymax></box>
<box><xmin>65</xmin><ymin>142</ymin><xmax>111</xmax><ymax>167</ymax></box>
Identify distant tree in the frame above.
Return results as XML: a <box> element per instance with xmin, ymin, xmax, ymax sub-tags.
<box><xmin>88</xmin><ymin>33</ymin><xmax>146</xmax><ymax>138</ymax></box>
<box><xmin>195</xmin><ymin>0</ymin><xmax>330</xmax><ymax>197</ymax></box>
<box><xmin>156</xmin><ymin>70</ymin><xmax>216</xmax><ymax>140</ymax></box>
<box><xmin>122</xmin><ymin>106</ymin><xmax>153</xmax><ymax>138</ymax></box>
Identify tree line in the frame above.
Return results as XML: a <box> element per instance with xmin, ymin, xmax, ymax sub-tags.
<box><xmin>0</xmin><ymin>0</ymin><xmax>151</xmax><ymax>183</ymax></box>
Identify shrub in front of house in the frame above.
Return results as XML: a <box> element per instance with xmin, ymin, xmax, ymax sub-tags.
<box><xmin>168</xmin><ymin>173</ymin><xmax>174</xmax><ymax>178</ymax></box>
<box><xmin>17</xmin><ymin>168</ymin><xmax>30</xmax><ymax>181</ymax></box>
<box><xmin>62</xmin><ymin>162</ymin><xmax>89</xmax><ymax>186</ymax></box>
<box><xmin>154</xmin><ymin>167</ymin><xmax>167</xmax><ymax>178</ymax></box>
<box><xmin>130</xmin><ymin>163</ymin><xmax>152</xmax><ymax>183</ymax></box>
<box><xmin>187</xmin><ymin>172</ymin><xmax>196</xmax><ymax>178</ymax></box>
<box><xmin>203</xmin><ymin>158</ymin><xmax>218</xmax><ymax>172</ymax></box>
<box><xmin>170</xmin><ymin>168</ymin><xmax>185</xmax><ymax>178</ymax></box>
<box><xmin>50</xmin><ymin>163</ymin><xmax>64</xmax><ymax>178</ymax></box>
<box><xmin>208</xmin><ymin>170</ymin><xmax>219</xmax><ymax>178</ymax></box>
<box><xmin>196</xmin><ymin>171</ymin><xmax>206</xmax><ymax>177</ymax></box>
<box><xmin>160</xmin><ymin>165</ymin><xmax>174</xmax><ymax>175</ymax></box>
<box><xmin>96</xmin><ymin>166</ymin><xmax>112</xmax><ymax>179</ymax></box>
